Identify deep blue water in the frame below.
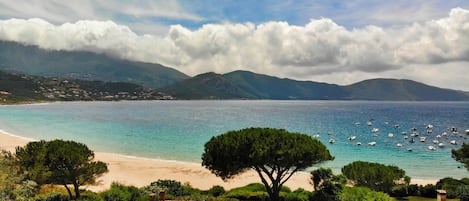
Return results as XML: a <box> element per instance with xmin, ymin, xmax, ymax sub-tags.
<box><xmin>0</xmin><ymin>100</ymin><xmax>468</xmax><ymax>179</ymax></box>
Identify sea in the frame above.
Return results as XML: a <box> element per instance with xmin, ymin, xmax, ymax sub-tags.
<box><xmin>0</xmin><ymin>100</ymin><xmax>468</xmax><ymax>180</ymax></box>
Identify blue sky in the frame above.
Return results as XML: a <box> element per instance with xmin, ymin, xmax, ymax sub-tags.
<box><xmin>0</xmin><ymin>0</ymin><xmax>468</xmax><ymax>90</ymax></box>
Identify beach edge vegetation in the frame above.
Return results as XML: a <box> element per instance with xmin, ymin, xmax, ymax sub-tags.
<box><xmin>15</xmin><ymin>139</ymin><xmax>108</xmax><ymax>200</ymax></box>
<box><xmin>201</xmin><ymin>127</ymin><xmax>334</xmax><ymax>201</ymax></box>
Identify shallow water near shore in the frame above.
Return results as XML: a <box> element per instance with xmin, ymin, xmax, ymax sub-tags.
<box><xmin>0</xmin><ymin>100</ymin><xmax>468</xmax><ymax>179</ymax></box>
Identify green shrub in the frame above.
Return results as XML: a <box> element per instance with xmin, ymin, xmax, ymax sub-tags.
<box><xmin>341</xmin><ymin>186</ymin><xmax>394</xmax><ymax>201</ymax></box>
<box><xmin>389</xmin><ymin>185</ymin><xmax>407</xmax><ymax>197</ymax></box>
<box><xmin>458</xmin><ymin>185</ymin><xmax>469</xmax><ymax>201</ymax></box>
<box><xmin>222</xmin><ymin>183</ymin><xmax>291</xmax><ymax>201</ymax></box>
<box><xmin>77</xmin><ymin>191</ymin><xmax>102</xmax><ymax>201</ymax></box>
<box><xmin>34</xmin><ymin>192</ymin><xmax>69</xmax><ymax>201</ymax></box>
<box><xmin>284</xmin><ymin>188</ymin><xmax>313</xmax><ymax>201</ymax></box>
<box><xmin>419</xmin><ymin>184</ymin><xmax>436</xmax><ymax>198</ymax></box>
<box><xmin>100</xmin><ymin>182</ymin><xmax>143</xmax><ymax>201</ymax></box>
<box><xmin>436</xmin><ymin>177</ymin><xmax>467</xmax><ymax>198</ymax></box>
<box><xmin>223</xmin><ymin>184</ymin><xmax>268</xmax><ymax>201</ymax></box>
<box><xmin>149</xmin><ymin>180</ymin><xmax>193</xmax><ymax>197</ymax></box>
<box><xmin>208</xmin><ymin>185</ymin><xmax>226</xmax><ymax>197</ymax></box>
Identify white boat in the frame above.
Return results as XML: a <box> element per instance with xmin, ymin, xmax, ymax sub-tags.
<box><xmin>436</xmin><ymin>135</ymin><xmax>442</xmax><ymax>138</ymax></box>
<box><xmin>367</xmin><ymin>121</ymin><xmax>373</xmax><ymax>126</ymax></box>
<box><xmin>313</xmin><ymin>134</ymin><xmax>320</xmax><ymax>138</ymax></box>
<box><xmin>388</xmin><ymin>133</ymin><xmax>394</xmax><ymax>137</ymax></box>
<box><xmin>428</xmin><ymin>146</ymin><xmax>436</xmax><ymax>151</ymax></box>
<box><xmin>354</xmin><ymin>122</ymin><xmax>361</xmax><ymax>126</ymax></box>
<box><xmin>442</xmin><ymin>132</ymin><xmax>448</xmax><ymax>137</ymax></box>
<box><xmin>433</xmin><ymin>140</ymin><xmax>439</xmax><ymax>144</ymax></box>
<box><xmin>465</xmin><ymin>129</ymin><xmax>469</xmax><ymax>134</ymax></box>
<box><xmin>411</xmin><ymin>132</ymin><xmax>419</xmax><ymax>137</ymax></box>
<box><xmin>329</xmin><ymin>139</ymin><xmax>336</xmax><ymax>144</ymax></box>
<box><xmin>438</xmin><ymin>143</ymin><xmax>445</xmax><ymax>147</ymax></box>
<box><xmin>348</xmin><ymin>136</ymin><xmax>356</xmax><ymax>141</ymax></box>
<box><xmin>404</xmin><ymin>136</ymin><xmax>409</xmax><ymax>139</ymax></box>
<box><xmin>427</xmin><ymin>124</ymin><xmax>434</xmax><ymax>129</ymax></box>
<box><xmin>368</xmin><ymin>141</ymin><xmax>377</xmax><ymax>146</ymax></box>
<box><xmin>393</xmin><ymin>124</ymin><xmax>399</xmax><ymax>128</ymax></box>
<box><xmin>371</xmin><ymin>128</ymin><xmax>379</xmax><ymax>133</ymax></box>
<box><xmin>427</xmin><ymin>129</ymin><xmax>433</xmax><ymax>134</ymax></box>
<box><xmin>450</xmin><ymin>140</ymin><xmax>457</xmax><ymax>145</ymax></box>
<box><xmin>396</xmin><ymin>143</ymin><xmax>403</xmax><ymax>147</ymax></box>
<box><xmin>356</xmin><ymin>142</ymin><xmax>362</xmax><ymax>146</ymax></box>
<box><xmin>420</xmin><ymin>137</ymin><xmax>426</xmax><ymax>142</ymax></box>
<box><xmin>407</xmin><ymin>148</ymin><xmax>413</xmax><ymax>152</ymax></box>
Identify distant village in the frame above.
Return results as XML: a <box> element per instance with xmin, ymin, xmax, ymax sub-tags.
<box><xmin>0</xmin><ymin>73</ymin><xmax>174</xmax><ymax>103</ymax></box>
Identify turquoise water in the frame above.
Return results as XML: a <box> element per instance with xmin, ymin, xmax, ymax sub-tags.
<box><xmin>0</xmin><ymin>100</ymin><xmax>468</xmax><ymax>179</ymax></box>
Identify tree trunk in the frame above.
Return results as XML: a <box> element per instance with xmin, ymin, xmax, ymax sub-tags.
<box><xmin>64</xmin><ymin>184</ymin><xmax>73</xmax><ymax>200</ymax></box>
<box><xmin>269</xmin><ymin>184</ymin><xmax>281</xmax><ymax>201</ymax></box>
<box><xmin>73</xmin><ymin>181</ymin><xmax>81</xmax><ymax>199</ymax></box>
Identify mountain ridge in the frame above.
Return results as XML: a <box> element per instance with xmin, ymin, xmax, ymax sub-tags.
<box><xmin>161</xmin><ymin>70</ymin><xmax>469</xmax><ymax>101</ymax></box>
<box><xmin>1</xmin><ymin>40</ymin><xmax>468</xmax><ymax>101</ymax></box>
<box><xmin>0</xmin><ymin>40</ymin><xmax>189</xmax><ymax>89</ymax></box>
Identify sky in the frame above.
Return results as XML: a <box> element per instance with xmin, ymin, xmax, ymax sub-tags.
<box><xmin>0</xmin><ymin>0</ymin><xmax>468</xmax><ymax>91</ymax></box>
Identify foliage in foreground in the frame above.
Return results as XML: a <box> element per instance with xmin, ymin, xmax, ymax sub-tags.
<box><xmin>342</xmin><ymin>161</ymin><xmax>407</xmax><ymax>194</ymax></box>
<box><xmin>341</xmin><ymin>186</ymin><xmax>395</xmax><ymax>201</ymax></box>
<box><xmin>452</xmin><ymin>143</ymin><xmax>469</xmax><ymax>171</ymax></box>
<box><xmin>202</xmin><ymin>127</ymin><xmax>333</xmax><ymax>201</ymax></box>
<box><xmin>16</xmin><ymin>140</ymin><xmax>108</xmax><ymax>200</ymax></box>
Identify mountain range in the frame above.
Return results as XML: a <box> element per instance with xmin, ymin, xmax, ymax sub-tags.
<box><xmin>0</xmin><ymin>41</ymin><xmax>189</xmax><ymax>89</ymax></box>
<box><xmin>160</xmin><ymin>71</ymin><xmax>469</xmax><ymax>101</ymax></box>
<box><xmin>1</xmin><ymin>40</ymin><xmax>468</xmax><ymax>101</ymax></box>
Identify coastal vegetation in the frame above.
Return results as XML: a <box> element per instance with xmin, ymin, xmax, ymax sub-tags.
<box><xmin>341</xmin><ymin>161</ymin><xmax>408</xmax><ymax>194</ymax></box>
<box><xmin>15</xmin><ymin>140</ymin><xmax>108</xmax><ymax>200</ymax></box>
<box><xmin>452</xmin><ymin>143</ymin><xmax>469</xmax><ymax>171</ymax></box>
<box><xmin>0</xmin><ymin>70</ymin><xmax>173</xmax><ymax>104</ymax></box>
<box><xmin>202</xmin><ymin>127</ymin><xmax>334</xmax><ymax>201</ymax></box>
<box><xmin>1</xmin><ymin>129</ymin><xmax>469</xmax><ymax>200</ymax></box>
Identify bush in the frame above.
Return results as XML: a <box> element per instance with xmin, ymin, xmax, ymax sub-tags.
<box><xmin>149</xmin><ymin>180</ymin><xmax>193</xmax><ymax>197</ymax></box>
<box><xmin>458</xmin><ymin>185</ymin><xmax>469</xmax><ymax>201</ymax></box>
<box><xmin>341</xmin><ymin>161</ymin><xmax>406</xmax><ymax>194</ymax></box>
<box><xmin>389</xmin><ymin>185</ymin><xmax>406</xmax><ymax>197</ymax></box>
<box><xmin>284</xmin><ymin>188</ymin><xmax>313</xmax><ymax>201</ymax></box>
<box><xmin>34</xmin><ymin>192</ymin><xmax>69</xmax><ymax>201</ymax></box>
<box><xmin>223</xmin><ymin>183</ymin><xmax>268</xmax><ymax>201</ymax></box>
<box><xmin>222</xmin><ymin>183</ymin><xmax>292</xmax><ymax>201</ymax></box>
<box><xmin>208</xmin><ymin>185</ymin><xmax>225</xmax><ymax>197</ymax></box>
<box><xmin>389</xmin><ymin>184</ymin><xmax>419</xmax><ymax>197</ymax></box>
<box><xmin>341</xmin><ymin>186</ymin><xmax>394</xmax><ymax>201</ymax></box>
<box><xmin>100</xmin><ymin>182</ymin><xmax>143</xmax><ymax>201</ymax></box>
<box><xmin>419</xmin><ymin>184</ymin><xmax>436</xmax><ymax>198</ymax></box>
<box><xmin>436</xmin><ymin>177</ymin><xmax>467</xmax><ymax>198</ymax></box>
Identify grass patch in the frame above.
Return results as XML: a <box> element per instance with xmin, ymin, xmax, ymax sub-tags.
<box><xmin>395</xmin><ymin>196</ymin><xmax>459</xmax><ymax>201</ymax></box>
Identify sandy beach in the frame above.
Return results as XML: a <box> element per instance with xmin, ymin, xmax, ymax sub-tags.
<box><xmin>0</xmin><ymin>130</ymin><xmax>437</xmax><ymax>192</ymax></box>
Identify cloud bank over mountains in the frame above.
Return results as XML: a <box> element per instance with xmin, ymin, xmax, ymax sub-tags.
<box><xmin>0</xmin><ymin>8</ymin><xmax>468</xmax><ymax>90</ymax></box>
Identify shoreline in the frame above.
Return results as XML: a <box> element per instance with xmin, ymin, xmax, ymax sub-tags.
<box><xmin>0</xmin><ymin>130</ymin><xmax>437</xmax><ymax>192</ymax></box>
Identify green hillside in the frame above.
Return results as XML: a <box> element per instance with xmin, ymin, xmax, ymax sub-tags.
<box><xmin>345</xmin><ymin>78</ymin><xmax>469</xmax><ymax>101</ymax></box>
<box><xmin>0</xmin><ymin>41</ymin><xmax>189</xmax><ymax>89</ymax></box>
<box><xmin>161</xmin><ymin>71</ymin><xmax>348</xmax><ymax>100</ymax></box>
<box><xmin>161</xmin><ymin>71</ymin><xmax>469</xmax><ymax>101</ymax></box>
<box><xmin>0</xmin><ymin>71</ymin><xmax>171</xmax><ymax>104</ymax></box>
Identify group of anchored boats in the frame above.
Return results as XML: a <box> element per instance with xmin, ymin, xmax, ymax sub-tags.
<box><xmin>319</xmin><ymin>120</ymin><xmax>469</xmax><ymax>152</ymax></box>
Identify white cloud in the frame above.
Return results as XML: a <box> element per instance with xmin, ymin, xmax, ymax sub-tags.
<box><xmin>0</xmin><ymin>8</ymin><xmax>468</xmax><ymax>90</ymax></box>
<box><xmin>0</xmin><ymin>0</ymin><xmax>202</xmax><ymax>35</ymax></box>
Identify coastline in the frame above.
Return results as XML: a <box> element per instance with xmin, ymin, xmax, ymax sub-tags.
<box><xmin>0</xmin><ymin>130</ymin><xmax>437</xmax><ymax>192</ymax></box>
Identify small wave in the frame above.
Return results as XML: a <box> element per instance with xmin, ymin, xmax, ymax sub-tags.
<box><xmin>96</xmin><ymin>152</ymin><xmax>201</xmax><ymax>166</ymax></box>
<box><xmin>0</xmin><ymin>129</ymin><xmax>38</xmax><ymax>141</ymax></box>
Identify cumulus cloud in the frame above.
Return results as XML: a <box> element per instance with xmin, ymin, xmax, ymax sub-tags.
<box><xmin>0</xmin><ymin>8</ymin><xmax>468</xmax><ymax>90</ymax></box>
